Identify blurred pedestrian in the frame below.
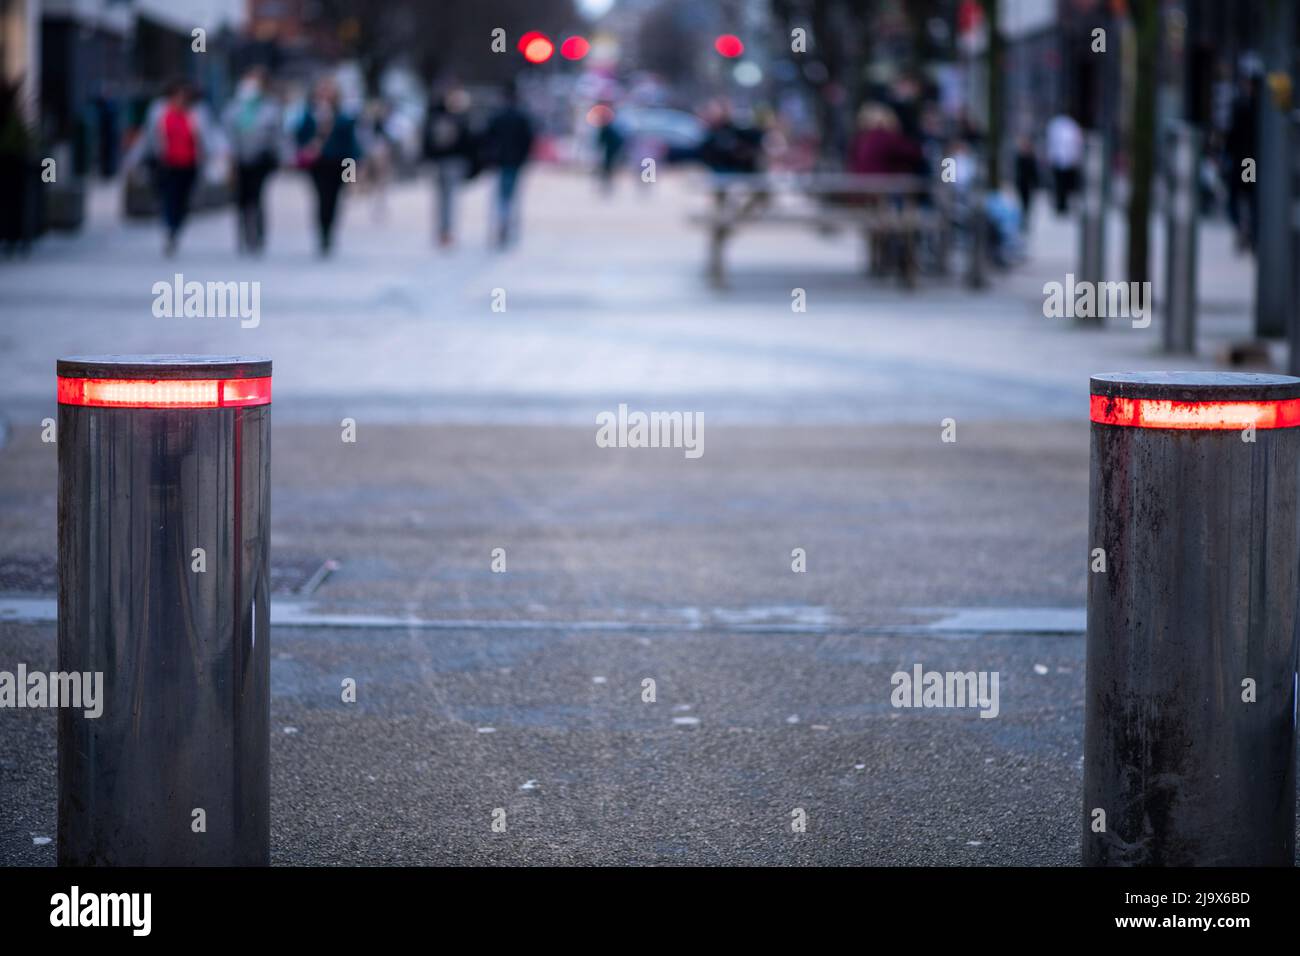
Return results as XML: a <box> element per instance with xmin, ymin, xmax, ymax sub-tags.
<box><xmin>423</xmin><ymin>86</ymin><xmax>476</xmax><ymax>247</ymax></box>
<box><xmin>1045</xmin><ymin>111</ymin><xmax>1083</xmax><ymax>215</ymax></box>
<box><xmin>946</xmin><ymin>137</ymin><xmax>978</xmax><ymax>189</ymax></box>
<box><xmin>0</xmin><ymin>79</ymin><xmax>38</xmax><ymax>254</ymax></box>
<box><xmin>1225</xmin><ymin>74</ymin><xmax>1258</xmax><ymax>253</ymax></box>
<box><xmin>223</xmin><ymin>66</ymin><xmax>282</xmax><ymax>254</ymax></box>
<box><xmin>593</xmin><ymin>103</ymin><xmax>625</xmax><ymax>194</ymax></box>
<box><xmin>698</xmin><ymin>100</ymin><xmax>763</xmax><ymax>174</ymax></box>
<box><xmin>886</xmin><ymin>73</ymin><xmax>924</xmax><ymax>140</ymax></box>
<box><xmin>294</xmin><ymin>77</ymin><xmax>361</xmax><ymax>256</ymax></box>
<box><xmin>144</xmin><ymin>78</ymin><xmax>206</xmax><ymax>256</ymax></box>
<box><xmin>483</xmin><ymin>83</ymin><xmax>535</xmax><ymax>248</ymax></box>
<box><xmin>361</xmin><ymin>99</ymin><xmax>396</xmax><ymax>222</ymax></box>
<box><xmin>847</xmin><ymin>103</ymin><xmax>921</xmax><ymax>175</ymax></box>
<box><xmin>1013</xmin><ymin>134</ymin><xmax>1039</xmax><ymax>231</ymax></box>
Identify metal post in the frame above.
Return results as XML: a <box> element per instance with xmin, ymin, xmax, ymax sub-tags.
<box><xmin>1077</xmin><ymin>131</ymin><xmax>1107</xmax><ymax>325</ymax></box>
<box><xmin>965</xmin><ymin>160</ymin><xmax>987</xmax><ymax>290</ymax></box>
<box><xmin>1083</xmin><ymin>371</ymin><xmax>1300</xmax><ymax>866</ymax></box>
<box><xmin>1290</xmin><ymin>111</ymin><xmax>1300</xmax><ymax>376</ymax></box>
<box><xmin>1256</xmin><ymin>0</ymin><xmax>1293</xmax><ymax>338</ymax></box>
<box><xmin>57</xmin><ymin>355</ymin><xmax>272</xmax><ymax>866</ymax></box>
<box><xmin>1163</xmin><ymin>123</ymin><xmax>1200</xmax><ymax>353</ymax></box>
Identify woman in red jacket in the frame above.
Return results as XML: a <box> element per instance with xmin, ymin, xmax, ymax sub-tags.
<box><xmin>152</xmin><ymin>79</ymin><xmax>203</xmax><ymax>256</ymax></box>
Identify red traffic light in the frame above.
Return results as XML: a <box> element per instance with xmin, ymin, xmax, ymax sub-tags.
<box><xmin>522</xmin><ymin>34</ymin><xmax>555</xmax><ymax>63</ymax></box>
<box><xmin>517</xmin><ymin>30</ymin><xmax>545</xmax><ymax>53</ymax></box>
<box><xmin>560</xmin><ymin>35</ymin><xmax>591</xmax><ymax>60</ymax></box>
<box><xmin>715</xmin><ymin>34</ymin><xmax>744</xmax><ymax>58</ymax></box>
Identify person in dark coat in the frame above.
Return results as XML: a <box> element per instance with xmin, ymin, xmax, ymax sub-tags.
<box><xmin>1225</xmin><ymin>75</ymin><xmax>1259</xmax><ymax>252</ymax></box>
<box><xmin>423</xmin><ymin>86</ymin><xmax>476</xmax><ymax>247</ymax></box>
<box><xmin>1013</xmin><ymin>134</ymin><xmax>1040</xmax><ymax>231</ymax></box>
<box><xmin>697</xmin><ymin>99</ymin><xmax>763</xmax><ymax>174</ymax></box>
<box><xmin>483</xmin><ymin>83</ymin><xmax>535</xmax><ymax>248</ymax></box>
<box><xmin>295</xmin><ymin>76</ymin><xmax>362</xmax><ymax>255</ymax></box>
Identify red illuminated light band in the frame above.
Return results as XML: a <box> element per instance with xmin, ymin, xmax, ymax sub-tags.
<box><xmin>57</xmin><ymin>376</ymin><xmax>271</xmax><ymax>409</ymax></box>
<box><xmin>1090</xmin><ymin>394</ymin><xmax>1300</xmax><ymax>430</ymax></box>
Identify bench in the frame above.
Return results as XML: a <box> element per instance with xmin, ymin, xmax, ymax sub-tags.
<box><xmin>689</xmin><ymin>172</ymin><xmax>951</xmax><ymax>288</ymax></box>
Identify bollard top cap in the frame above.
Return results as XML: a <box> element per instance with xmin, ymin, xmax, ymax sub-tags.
<box><xmin>1091</xmin><ymin>371</ymin><xmax>1300</xmax><ymax>403</ymax></box>
<box><xmin>57</xmin><ymin>355</ymin><xmax>271</xmax><ymax>381</ymax></box>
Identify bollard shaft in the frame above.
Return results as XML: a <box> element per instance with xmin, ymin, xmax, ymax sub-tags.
<box><xmin>1084</xmin><ymin>372</ymin><xmax>1300</xmax><ymax>866</ymax></box>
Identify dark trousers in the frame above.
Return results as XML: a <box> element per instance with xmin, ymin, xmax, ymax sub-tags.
<box><xmin>235</xmin><ymin>159</ymin><xmax>275</xmax><ymax>251</ymax></box>
<box><xmin>1227</xmin><ymin>174</ymin><xmax>1257</xmax><ymax>250</ymax></box>
<box><xmin>1051</xmin><ymin>165</ymin><xmax>1078</xmax><ymax>215</ymax></box>
<box><xmin>495</xmin><ymin>165</ymin><xmax>523</xmax><ymax>246</ymax></box>
<box><xmin>309</xmin><ymin>160</ymin><xmax>346</xmax><ymax>250</ymax></box>
<box><xmin>1016</xmin><ymin>183</ymin><xmax>1034</xmax><ymax>230</ymax></box>
<box><xmin>157</xmin><ymin>165</ymin><xmax>197</xmax><ymax>238</ymax></box>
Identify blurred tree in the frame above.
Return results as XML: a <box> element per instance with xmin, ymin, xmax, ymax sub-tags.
<box><xmin>983</xmin><ymin>0</ymin><xmax>1001</xmax><ymax>189</ymax></box>
<box><xmin>411</xmin><ymin>0</ymin><xmax>576</xmax><ymax>85</ymax></box>
<box><xmin>308</xmin><ymin>0</ymin><xmax>578</xmax><ymax>91</ymax></box>
<box><xmin>898</xmin><ymin>0</ymin><xmax>947</xmax><ymax>72</ymax></box>
<box><xmin>770</xmin><ymin>0</ymin><xmax>878</xmax><ymax>163</ymax></box>
<box><xmin>1126</xmin><ymin>0</ymin><xmax>1158</xmax><ymax>286</ymax></box>
<box><xmin>309</xmin><ymin>0</ymin><xmax>416</xmax><ymax>93</ymax></box>
<box><xmin>637</xmin><ymin>0</ymin><xmax>701</xmax><ymax>81</ymax></box>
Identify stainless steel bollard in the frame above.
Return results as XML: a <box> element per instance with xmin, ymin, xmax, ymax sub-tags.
<box><xmin>57</xmin><ymin>355</ymin><xmax>271</xmax><ymax>865</ymax></box>
<box><xmin>1083</xmin><ymin>371</ymin><xmax>1300</xmax><ymax>866</ymax></box>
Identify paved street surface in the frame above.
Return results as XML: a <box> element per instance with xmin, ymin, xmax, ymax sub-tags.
<box><xmin>1</xmin><ymin>167</ymin><xmax>1295</xmax><ymax>864</ymax></box>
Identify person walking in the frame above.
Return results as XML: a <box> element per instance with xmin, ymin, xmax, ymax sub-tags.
<box><xmin>146</xmin><ymin>79</ymin><xmax>205</xmax><ymax>256</ymax></box>
<box><xmin>1013</xmin><ymin>134</ymin><xmax>1040</xmax><ymax>231</ymax></box>
<box><xmin>1224</xmin><ymin>74</ymin><xmax>1259</xmax><ymax>253</ymax></box>
<box><xmin>483</xmin><ymin>83</ymin><xmax>535</xmax><ymax>248</ymax></box>
<box><xmin>593</xmin><ymin>103</ymin><xmax>625</xmax><ymax>195</ymax></box>
<box><xmin>423</xmin><ymin>86</ymin><xmax>476</xmax><ymax>247</ymax></box>
<box><xmin>294</xmin><ymin>77</ymin><xmax>361</xmax><ymax>256</ymax></box>
<box><xmin>360</xmin><ymin>99</ymin><xmax>396</xmax><ymax>222</ymax></box>
<box><xmin>697</xmin><ymin>99</ymin><xmax>763</xmax><ymax>174</ymax></box>
<box><xmin>1045</xmin><ymin>111</ymin><xmax>1083</xmax><ymax>215</ymax></box>
<box><xmin>223</xmin><ymin>66</ymin><xmax>282</xmax><ymax>254</ymax></box>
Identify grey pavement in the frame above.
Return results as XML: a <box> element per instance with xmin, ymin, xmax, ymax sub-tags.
<box><xmin>1</xmin><ymin>167</ymin><xmax>1295</xmax><ymax>865</ymax></box>
<box><xmin>0</xmin><ymin>167</ymin><xmax>1273</xmax><ymax>425</ymax></box>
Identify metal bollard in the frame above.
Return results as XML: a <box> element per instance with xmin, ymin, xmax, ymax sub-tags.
<box><xmin>56</xmin><ymin>355</ymin><xmax>272</xmax><ymax>865</ymax></box>
<box><xmin>1162</xmin><ymin>123</ymin><xmax>1200</xmax><ymax>354</ymax></box>
<box><xmin>1076</xmin><ymin>132</ymin><xmax>1108</xmax><ymax>326</ymax></box>
<box><xmin>1083</xmin><ymin>371</ymin><xmax>1300</xmax><ymax>866</ymax></box>
<box><xmin>1289</xmin><ymin>111</ymin><xmax>1300</xmax><ymax>377</ymax></box>
<box><xmin>965</xmin><ymin>161</ymin><xmax>987</xmax><ymax>291</ymax></box>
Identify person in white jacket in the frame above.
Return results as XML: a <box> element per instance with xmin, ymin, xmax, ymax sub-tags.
<box><xmin>1045</xmin><ymin>111</ymin><xmax>1083</xmax><ymax>215</ymax></box>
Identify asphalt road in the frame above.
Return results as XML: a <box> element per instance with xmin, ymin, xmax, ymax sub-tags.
<box><xmin>2</xmin><ymin>170</ymin><xmax>1294</xmax><ymax>866</ymax></box>
<box><xmin>2</xmin><ymin>616</ymin><xmax>1084</xmax><ymax>866</ymax></box>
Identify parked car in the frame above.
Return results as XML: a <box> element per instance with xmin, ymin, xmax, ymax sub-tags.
<box><xmin>613</xmin><ymin>107</ymin><xmax>706</xmax><ymax>165</ymax></box>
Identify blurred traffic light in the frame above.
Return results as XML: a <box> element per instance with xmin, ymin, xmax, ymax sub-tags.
<box><xmin>517</xmin><ymin>30</ymin><xmax>546</xmax><ymax>53</ymax></box>
<box><xmin>522</xmin><ymin>34</ymin><xmax>555</xmax><ymax>64</ymax></box>
<box><xmin>714</xmin><ymin>34</ymin><xmax>744</xmax><ymax>58</ymax></box>
<box><xmin>560</xmin><ymin>36</ymin><xmax>591</xmax><ymax>60</ymax></box>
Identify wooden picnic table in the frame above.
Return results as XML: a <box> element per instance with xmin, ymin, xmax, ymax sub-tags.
<box><xmin>690</xmin><ymin>172</ymin><xmax>950</xmax><ymax>288</ymax></box>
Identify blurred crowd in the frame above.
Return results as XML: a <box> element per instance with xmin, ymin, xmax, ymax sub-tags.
<box><xmin>124</xmin><ymin>67</ymin><xmax>543</xmax><ymax>256</ymax></box>
<box><xmin>14</xmin><ymin>57</ymin><xmax>1269</xmax><ymax>267</ymax></box>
